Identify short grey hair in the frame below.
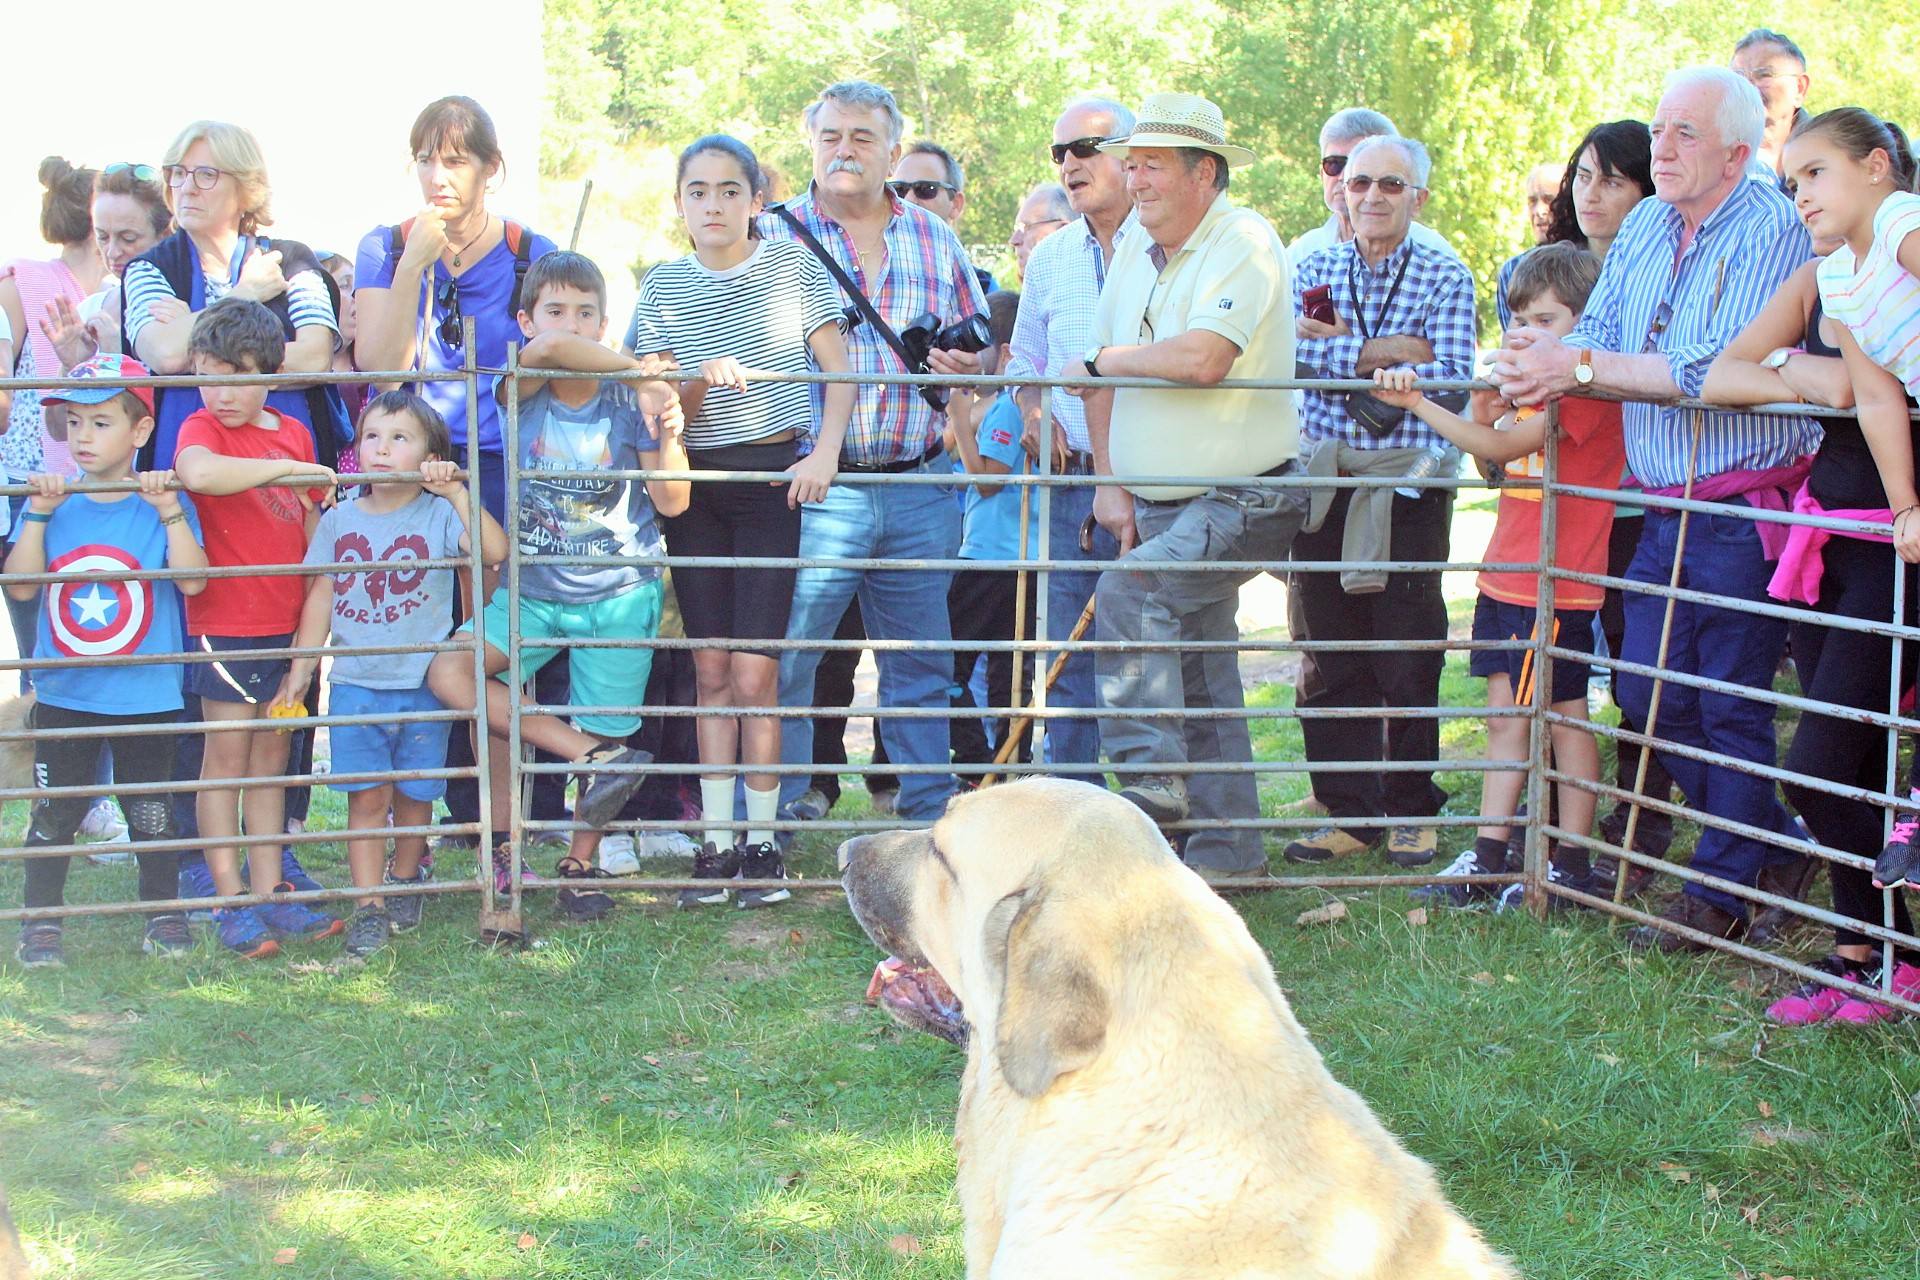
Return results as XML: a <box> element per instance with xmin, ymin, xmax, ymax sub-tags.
<box><xmin>1734</xmin><ymin>27</ymin><xmax>1806</xmax><ymax>69</ymax></box>
<box><xmin>1349</xmin><ymin>134</ymin><xmax>1431</xmax><ymax>187</ymax></box>
<box><xmin>1059</xmin><ymin>96</ymin><xmax>1136</xmax><ymax>137</ymax></box>
<box><xmin>1662</xmin><ymin>65</ymin><xmax>1766</xmax><ymax>156</ymax></box>
<box><xmin>1178</xmin><ymin>148</ymin><xmax>1231</xmax><ymax>192</ymax></box>
<box><xmin>1319</xmin><ymin>107</ymin><xmax>1399</xmax><ymax>151</ymax></box>
<box><xmin>905</xmin><ymin>140</ymin><xmax>964</xmax><ymax>191</ymax></box>
<box><xmin>804</xmin><ymin>80</ymin><xmax>905</xmax><ymax>145</ymax></box>
<box><xmin>1024</xmin><ymin>181</ymin><xmax>1074</xmax><ymax>222</ymax></box>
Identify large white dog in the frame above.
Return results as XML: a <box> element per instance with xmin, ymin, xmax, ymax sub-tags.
<box><xmin>841</xmin><ymin>778</ymin><xmax>1519</xmax><ymax>1280</ymax></box>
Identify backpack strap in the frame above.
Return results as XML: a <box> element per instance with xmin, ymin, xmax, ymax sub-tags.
<box><xmin>502</xmin><ymin>220</ymin><xmax>531</xmax><ymax>320</ymax></box>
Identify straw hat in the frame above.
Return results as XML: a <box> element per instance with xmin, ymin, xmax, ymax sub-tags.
<box><xmin>1098</xmin><ymin>92</ymin><xmax>1257</xmax><ymax>168</ymax></box>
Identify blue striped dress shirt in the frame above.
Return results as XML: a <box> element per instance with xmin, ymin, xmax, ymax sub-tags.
<box><xmin>1565</xmin><ymin>181</ymin><xmax>1819</xmax><ymax>488</ymax></box>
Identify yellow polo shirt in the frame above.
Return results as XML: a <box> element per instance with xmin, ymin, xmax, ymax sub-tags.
<box><xmin>1092</xmin><ymin>193</ymin><xmax>1297</xmax><ymax>501</ymax></box>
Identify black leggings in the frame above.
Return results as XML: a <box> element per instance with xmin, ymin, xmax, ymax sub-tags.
<box><xmin>664</xmin><ymin>441</ymin><xmax>803</xmax><ymax>652</ymax></box>
<box><xmin>23</xmin><ymin>703</ymin><xmax>181</xmax><ymax>923</ymax></box>
<box><xmin>1780</xmin><ymin>536</ymin><xmax>1917</xmax><ymax>955</ymax></box>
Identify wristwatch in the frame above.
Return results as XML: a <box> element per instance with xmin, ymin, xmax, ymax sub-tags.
<box><xmin>1083</xmin><ymin>345</ymin><xmax>1104</xmax><ymax>377</ymax></box>
<box><xmin>1573</xmin><ymin>348</ymin><xmax>1595</xmax><ymax>386</ymax></box>
<box><xmin>1762</xmin><ymin>346</ymin><xmax>1804</xmax><ymax>370</ymax></box>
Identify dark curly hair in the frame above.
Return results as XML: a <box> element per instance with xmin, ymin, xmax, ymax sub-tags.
<box><xmin>1542</xmin><ymin>121</ymin><xmax>1653</xmax><ymax>249</ymax></box>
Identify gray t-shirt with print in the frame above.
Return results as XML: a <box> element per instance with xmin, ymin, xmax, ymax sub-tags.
<box><xmin>513</xmin><ymin>381</ymin><xmax>663</xmax><ymax>603</ymax></box>
<box><xmin>303</xmin><ymin>492</ymin><xmax>465</xmax><ymax>690</ymax></box>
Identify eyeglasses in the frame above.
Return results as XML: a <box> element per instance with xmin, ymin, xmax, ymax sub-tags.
<box><xmin>1641</xmin><ymin>300</ymin><xmax>1673</xmax><ymax>354</ymax></box>
<box><xmin>1320</xmin><ymin>154</ymin><xmax>1349</xmax><ymax>178</ymax></box>
<box><xmin>1013</xmin><ymin>217</ymin><xmax>1067</xmax><ymax>239</ymax></box>
<box><xmin>105</xmin><ymin>162</ymin><xmax>160</xmax><ymax>183</ymax></box>
<box><xmin>1051</xmin><ymin>136</ymin><xmax>1112</xmax><ymax>165</ymax></box>
<box><xmin>1345</xmin><ymin>175</ymin><xmax>1417</xmax><ymax>195</ymax></box>
<box><xmin>164</xmin><ymin>164</ymin><xmax>230</xmax><ymax>192</ymax></box>
<box><xmin>888</xmin><ymin>179</ymin><xmax>957</xmax><ymax>200</ymax></box>
<box><xmin>436</xmin><ymin>277</ymin><xmax>463</xmax><ymax>350</ymax></box>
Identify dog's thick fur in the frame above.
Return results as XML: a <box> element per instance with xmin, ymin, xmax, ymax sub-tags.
<box><xmin>0</xmin><ymin>693</ymin><xmax>31</xmax><ymax>794</ymax></box>
<box><xmin>842</xmin><ymin>778</ymin><xmax>1519</xmax><ymax>1280</ymax></box>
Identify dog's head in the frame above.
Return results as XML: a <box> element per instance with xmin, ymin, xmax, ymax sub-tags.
<box><xmin>841</xmin><ymin>778</ymin><xmax>1181</xmax><ymax>1098</ymax></box>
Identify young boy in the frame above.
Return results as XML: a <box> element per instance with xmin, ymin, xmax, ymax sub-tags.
<box><xmin>172</xmin><ymin>297</ymin><xmax>341</xmax><ymax>958</ymax></box>
<box><xmin>1372</xmin><ymin>243</ymin><xmax>1624</xmax><ymax>907</ymax></box>
<box><xmin>427</xmin><ymin>251</ymin><xmax>689</xmax><ymax>923</ymax></box>
<box><xmin>941</xmin><ymin>291</ymin><xmax>1039</xmax><ymax>772</ymax></box>
<box><xmin>274</xmin><ymin>391</ymin><xmax>508</xmax><ymax>957</ymax></box>
<box><xmin>5</xmin><ymin>355</ymin><xmax>209</xmax><ymax>965</ymax></box>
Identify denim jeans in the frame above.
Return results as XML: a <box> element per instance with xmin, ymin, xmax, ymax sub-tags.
<box><xmin>777</xmin><ymin>461</ymin><xmax>963</xmax><ymax>820</ymax></box>
<box><xmin>1042</xmin><ymin>481</ymin><xmax>1117</xmax><ymax>786</ymax></box>
<box><xmin>1615</xmin><ymin>503</ymin><xmax>1800</xmax><ymax>918</ymax></box>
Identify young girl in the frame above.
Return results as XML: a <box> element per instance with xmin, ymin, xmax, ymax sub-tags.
<box><xmin>1756</xmin><ymin>107</ymin><xmax>1920</xmax><ymax>1022</ymax></box>
<box><xmin>629</xmin><ymin>135</ymin><xmax>853</xmax><ymax>909</ymax></box>
<box><xmin>273</xmin><ymin>392</ymin><xmax>507</xmax><ymax>957</ymax></box>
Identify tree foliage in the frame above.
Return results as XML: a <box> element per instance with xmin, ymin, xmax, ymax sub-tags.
<box><xmin>542</xmin><ymin>0</ymin><xmax>1920</xmax><ymax>323</ymax></box>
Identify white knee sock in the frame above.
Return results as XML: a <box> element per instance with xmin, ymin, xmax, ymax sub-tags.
<box><xmin>745</xmin><ymin>784</ymin><xmax>780</xmax><ymax>849</ymax></box>
<box><xmin>701</xmin><ymin>778</ymin><xmax>736</xmax><ymax>851</ymax></box>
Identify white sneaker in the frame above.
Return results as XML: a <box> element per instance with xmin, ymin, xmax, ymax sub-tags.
<box><xmin>80</xmin><ymin>800</ymin><xmax>129</xmax><ymax>843</ymax></box>
<box><xmin>640</xmin><ymin>831</ymin><xmax>701</xmax><ymax>860</ymax></box>
<box><xmin>598</xmin><ymin>834</ymin><xmax>640</xmax><ymax>876</ymax></box>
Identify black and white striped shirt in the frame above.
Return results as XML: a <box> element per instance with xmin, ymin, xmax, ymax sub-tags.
<box><xmin>631</xmin><ymin>239</ymin><xmax>844</xmax><ymax>450</ymax></box>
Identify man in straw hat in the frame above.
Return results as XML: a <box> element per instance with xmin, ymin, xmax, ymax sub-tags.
<box><xmin>1060</xmin><ymin>91</ymin><xmax>1299</xmax><ymax>883</ymax></box>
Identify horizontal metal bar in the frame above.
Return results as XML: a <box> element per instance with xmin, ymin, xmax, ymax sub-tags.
<box><xmin>530</xmin><ymin>636</ymin><xmax>1518</xmax><ymax>654</ymax></box>
<box><xmin>0</xmin><ymin>555</ymin><xmax>471</xmax><ymax>587</ymax></box>
<box><xmin>1559</xmin><ymin>568</ymin><xmax>1920</xmax><ymax>641</ymax></box>
<box><xmin>1546</xmin><ymin>481</ymin><xmax>1896</xmax><ymax>536</ymax></box>
<box><xmin>524</xmin><ymin>813</ymin><xmax>1503</xmax><ymax>833</ymax></box>
<box><xmin>514</xmin><ymin>553</ymin><xmax>1515</xmax><ymax>574</ymax></box>
<box><xmin>517</xmin><ymin>758</ymin><xmax>1524</xmax><ymax>777</ymax></box>
<box><xmin>0</xmin><ymin>766</ymin><xmax>473</xmax><ymax>805</ymax></box>
<box><xmin>524</xmin><ymin>702</ymin><xmax>1520</xmax><ymax>721</ymax></box>
<box><xmin>1547</xmin><ymin>772</ymin><xmax>1877</xmax><ymax>874</ymax></box>
<box><xmin>0</xmin><ymin>708</ymin><xmax>471</xmax><ymax>744</ymax></box>
<box><xmin>1559</xmin><ymin>644</ymin><xmax>1920</xmax><ymax>736</ymax></box>
<box><xmin>0</xmin><ymin>823</ymin><xmax>475</xmax><ymax>863</ymax></box>
<box><xmin>1</xmin><ymin>638</ymin><xmax>475</xmax><ymax>673</ymax></box>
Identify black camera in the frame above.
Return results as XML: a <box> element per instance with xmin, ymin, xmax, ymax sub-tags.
<box><xmin>899</xmin><ymin>312</ymin><xmax>992</xmax><ymax>370</ymax></box>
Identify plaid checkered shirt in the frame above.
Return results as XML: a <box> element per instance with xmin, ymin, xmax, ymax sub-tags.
<box><xmin>1293</xmin><ymin>238</ymin><xmax>1478</xmax><ymax>451</ymax></box>
<box><xmin>760</xmin><ymin>186</ymin><xmax>987</xmax><ymax>466</ymax></box>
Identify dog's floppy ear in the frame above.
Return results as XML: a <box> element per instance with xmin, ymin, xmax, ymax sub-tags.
<box><xmin>984</xmin><ymin>885</ymin><xmax>1110</xmax><ymax>1098</ymax></box>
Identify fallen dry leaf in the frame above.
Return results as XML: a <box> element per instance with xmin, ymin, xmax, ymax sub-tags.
<box><xmin>272</xmin><ymin>1248</ymin><xmax>298</xmax><ymax>1265</ymax></box>
<box><xmin>643</xmin><ymin>1055</ymin><xmax>662</xmax><ymax>1068</ymax></box>
<box><xmin>1742</xmin><ymin>1204</ymin><xmax>1762</xmax><ymax>1225</ymax></box>
<box><xmin>130</xmin><ymin>1161</ymin><xmax>151</xmax><ymax>1176</ymax></box>
<box><xmin>1295</xmin><ymin>901</ymin><xmax>1348</xmax><ymax>926</ymax></box>
<box><xmin>1471</xmin><ymin>971</ymin><xmax>1496</xmax><ymax>985</ymax></box>
<box><xmin>888</xmin><ymin>1233</ymin><xmax>924</xmax><ymax>1257</ymax></box>
<box><xmin>635</xmin><ymin>1236</ymin><xmax>652</xmax><ymax>1250</ymax></box>
<box><xmin>356</xmin><ymin>1093</ymin><xmax>377</xmax><ymax>1105</ymax></box>
<box><xmin>1595</xmin><ymin>1052</ymin><xmax>1623</xmax><ymax>1067</ymax></box>
<box><xmin>1405</xmin><ymin>907</ymin><xmax>1429</xmax><ymax>927</ymax></box>
<box><xmin>788</xmin><ymin>929</ymin><xmax>805</xmax><ymax>944</ymax></box>
<box><xmin>1705</xmin><ymin>1183</ymin><xmax>1723</xmax><ymax>1203</ymax></box>
<box><xmin>779</xmin><ymin>1170</ymin><xmax>803</xmax><ymax>1187</ymax></box>
<box><xmin>517</xmin><ymin>1233</ymin><xmax>537</xmax><ymax>1251</ymax></box>
<box><xmin>266</xmin><ymin>1141</ymin><xmax>290</xmax><ymax>1157</ymax></box>
<box><xmin>1757</xmin><ymin>1100</ymin><xmax>1774</xmax><ymax>1119</ymax></box>
<box><xmin>1658</xmin><ymin>1161</ymin><xmax>1693</xmax><ymax>1183</ymax></box>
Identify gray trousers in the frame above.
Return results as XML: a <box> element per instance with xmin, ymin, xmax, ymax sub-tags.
<box><xmin>1094</xmin><ymin>476</ymin><xmax>1307</xmax><ymax>871</ymax></box>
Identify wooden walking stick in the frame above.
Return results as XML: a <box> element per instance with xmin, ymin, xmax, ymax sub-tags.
<box><xmin>1009</xmin><ymin>465</ymin><xmax>1034</xmax><ymax>738</ymax></box>
<box><xmin>1612</xmin><ymin>258</ymin><xmax>1726</xmax><ymax>905</ymax></box>
<box><xmin>569</xmin><ymin>180</ymin><xmax>594</xmax><ymax>251</ymax></box>
<box><xmin>981</xmin><ymin>591</ymin><xmax>1097</xmax><ymax>788</ymax></box>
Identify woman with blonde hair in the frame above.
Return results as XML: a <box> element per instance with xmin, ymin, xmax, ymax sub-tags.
<box><xmin>122</xmin><ymin>120</ymin><xmax>349</xmax><ymax>469</ymax></box>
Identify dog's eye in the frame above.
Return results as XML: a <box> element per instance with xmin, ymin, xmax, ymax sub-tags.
<box><xmin>927</xmin><ymin>837</ymin><xmax>960</xmax><ymax>882</ymax></box>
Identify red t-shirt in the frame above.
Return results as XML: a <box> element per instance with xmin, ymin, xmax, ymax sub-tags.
<box><xmin>1478</xmin><ymin>396</ymin><xmax>1626</xmax><ymax>611</ymax></box>
<box><xmin>175</xmin><ymin>407</ymin><xmax>320</xmax><ymax>636</ymax></box>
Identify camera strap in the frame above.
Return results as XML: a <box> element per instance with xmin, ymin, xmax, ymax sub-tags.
<box><xmin>770</xmin><ymin>200</ymin><xmax>947</xmax><ymax>413</ymax></box>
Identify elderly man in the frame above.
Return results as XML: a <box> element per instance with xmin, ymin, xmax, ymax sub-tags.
<box><xmin>1008</xmin><ymin>181</ymin><xmax>1072</xmax><ymax>274</ymax></box>
<box><xmin>1525</xmin><ymin>161</ymin><xmax>1561</xmax><ymax>243</ymax></box>
<box><xmin>1732</xmin><ymin>28</ymin><xmax>1810</xmax><ymax>182</ymax></box>
<box><xmin>1492</xmin><ymin>67</ymin><xmax>1816</xmax><ymax>951</ymax></box>
<box><xmin>892</xmin><ymin>140</ymin><xmax>995</xmax><ymax>294</ymax></box>
<box><xmin>1053</xmin><ymin>92</ymin><xmax>1298</xmax><ymax>879</ymax></box>
<box><xmin>1288</xmin><ymin>108</ymin><xmax>1460</xmax><ymax>265</ymax></box>
<box><xmin>1004</xmin><ymin>96</ymin><xmax>1138</xmax><ymax>788</ymax></box>
<box><xmin>1286</xmin><ymin>135</ymin><xmax>1476</xmax><ymax>870</ymax></box>
<box><xmin>751</xmin><ymin>81</ymin><xmax>987</xmax><ymax>856</ymax></box>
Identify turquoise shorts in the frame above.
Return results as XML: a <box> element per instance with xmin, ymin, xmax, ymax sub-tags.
<box><xmin>463</xmin><ymin>580</ymin><xmax>662</xmax><ymax>737</ymax></box>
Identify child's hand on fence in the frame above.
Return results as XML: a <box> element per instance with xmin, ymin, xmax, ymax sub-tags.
<box><xmin>419</xmin><ymin>459</ymin><xmax>465</xmax><ymax>499</ymax></box>
<box><xmin>134</xmin><ymin>470</ymin><xmax>184</xmax><ymax>515</ymax></box>
<box><xmin>1896</xmin><ymin>506</ymin><xmax>1920</xmax><ymax>564</ymax></box>
<box><xmin>290</xmin><ymin>464</ymin><xmax>338</xmax><ymax>512</ymax></box>
<box><xmin>698</xmin><ymin>358</ymin><xmax>749</xmax><ymax>393</ymax></box>
<box><xmin>645</xmin><ymin>389</ymin><xmax>686</xmax><ymax>443</ymax></box>
<box><xmin>784</xmin><ymin>449</ymin><xmax>836</xmax><ymax>508</ymax></box>
<box><xmin>1370</xmin><ymin>367</ymin><xmax>1425</xmax><ymax>410</ymax></box>
<box><xmin>25</xmin><ymin>473</ymin><xmax>70</xmax><ymax>513</ymax></box>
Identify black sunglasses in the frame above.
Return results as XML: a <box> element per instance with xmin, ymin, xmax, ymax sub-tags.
<box><xmin>436</xmin><ymin>277</ymin><xmax>463</xmax><ymax>350</ymax></box>
<box><xmin>1050</xmin><ymin>136</ymin><xmax>1112</xmax><ymax>165</ymax></box>
<box><xmin>1320</xmin><ymin>154</ymin><xmax>1349</xmax><ymax>178</ymax></box>
<box><xmin>888</xmin><ymin>179</ymin><xmax>957</xmax><ymax>200</ymax></box>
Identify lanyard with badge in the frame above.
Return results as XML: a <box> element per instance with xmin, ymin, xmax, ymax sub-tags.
<box><xmin>1343</xmin><ymin>247</ymin><xmax>1420</xmax><ymax>440</ymax></box>
<box><xmin>1344</xmin><ymin>248</ymin><xmax>1412</xmax><ymax>343</ymax></box>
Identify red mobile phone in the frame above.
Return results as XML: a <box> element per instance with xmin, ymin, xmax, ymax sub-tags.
<box><xmin>1302</xmin><ymin>284</ymin><xmax>1337</xmax><ymax>326</ymax></box>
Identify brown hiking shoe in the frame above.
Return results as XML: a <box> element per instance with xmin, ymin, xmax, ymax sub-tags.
<box><xmin>1626</xmin><ymin>893</ymin><xmax>1746</xmax><ymax>954</ymax></box>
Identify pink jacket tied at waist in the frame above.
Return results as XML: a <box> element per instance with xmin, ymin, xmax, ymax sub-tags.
<box><xmin>1766</xmin><ymin>482</ymin><xmax>1893</xmax><ymax>606</ymax></box>
<box><xmin>1643</xmin><ymin>462</ymin><xmax>1810</xmax><ymax>562</ymax></box>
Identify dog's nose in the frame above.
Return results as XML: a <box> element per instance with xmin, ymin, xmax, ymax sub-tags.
<box><xmin>837</xmin><ymin>835</ymin><xmax>872</xmax><ymax>874</ymax></box>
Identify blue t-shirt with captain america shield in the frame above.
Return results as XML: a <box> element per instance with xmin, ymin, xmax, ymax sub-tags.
<box><xmin>32</xmin><ymin>492</ymin><xmax>202</xmax><ymax>715</ymax></box>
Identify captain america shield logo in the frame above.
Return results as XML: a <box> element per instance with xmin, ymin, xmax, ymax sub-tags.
<box><xmin>47</xmin><ymin>543</ymin><xmax>152</xmax><ymax>658</ymax></box>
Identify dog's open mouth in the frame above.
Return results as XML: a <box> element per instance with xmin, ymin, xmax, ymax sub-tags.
<box><xmin>866</xmin><ymin>955</ymin><xmax>968</xmax><ymax>1047</ymax></box>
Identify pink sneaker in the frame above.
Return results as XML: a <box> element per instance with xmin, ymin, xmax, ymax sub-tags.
<box><xmin>1765</xmin><ymin>956</ymin><xmax>1870</xmax><ymax>1026</ymax></box>
<box><xmin>1830</xmin><ymin>961</ymin><xmax>1920</xmax><ymax>1026</ymax></box>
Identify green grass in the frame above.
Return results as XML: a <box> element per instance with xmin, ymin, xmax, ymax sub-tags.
<box><xmin>5</xmin><ymin>489</ymin><xmax>1919</xmax><ymax>1277</ymax></box>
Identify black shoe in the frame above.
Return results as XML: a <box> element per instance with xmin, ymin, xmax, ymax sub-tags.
<box><xmin>555</xmin><ymin>857</ymin><xmax>616</xmax><ymax>922</ymax></box>
<box><xmin>1626</xmin><ymin>893</ymin><xmax>1745</xmax><ymax>953</ymax></box>
<box><xmin>383</xmin><ymin>868</ymin><xmax>427</xmax><ymax>933</ymax></box>
<box><xmin>679</xmin><ymin>842</ymin><xmax>740</xmax><ymax>909</ymax></box>
<box><xmin>1747</xmin><ymin>848</ymin><xmax>1821</xmax><ymax>950</ymax></box>
<box><xmin>574</xmin><ymin>747</ymin><xmax>654</xmax><ymax>831</ymax></box>
<box><xmin>343</xmin><ymin>906</ymin><xmax>393</xmax><ymax>959</ymax></box>
<box><xmin>17</xmin><ymin>922</ymin><xmax>64</xmax><ymax>968</ymax></box>
<box><xmin>736</xmin><ymin>842</ymin><xmax>792</xmax><ymax>909</ymax></box>
<box><xmin>1598</xmin><ymin>804</ymin><xmax>1673</xmax><ymax>861</ymax></box>
<box><xmin>1410</xmin><ymin>848</ymin><xmax>1505</xmax><ymax>908</ymax></box>
<box><xmin>142</xmin><ymin>912</ymin><xmax>193</xmax><ymax>958</ymax></box>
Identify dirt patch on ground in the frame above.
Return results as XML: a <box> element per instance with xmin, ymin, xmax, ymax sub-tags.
<box><xmin>714</xmin><ymin>915</ymin><xmax>804</xmax><ymax>981</ymax></box>
<box><xmin>10</xmin><ymin>1011</ymin><xmax>131</xmax><ymax>1083</ymax></box>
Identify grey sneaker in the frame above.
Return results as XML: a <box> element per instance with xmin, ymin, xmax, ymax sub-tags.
<box><xmin>17</xmin><ymin>922</ymin><xmax>64</xmax><ymax>968</ymax></box>
<box><xmin>737</xmin><ymin>842</ymin><xmax>792</xmax><ymax>909</ymax></box>
<box><xmin>678</xmin><ymin>842</ymin><xmax>739</xmax><ymax>909</ymax></box>
<box><xmin>142</xmin><ymin>912</ymin><xmax>193</xmax><ymax>958</ymax></box>
<box><xmin>782</xmin><ymin>787</ymin><xmax>832</xmax><ymax>823</ymax></box>
<box><xmin>383</xmin><ymin>868</ymin><xmax>427</xmax><ymax>933</ymax></box>
<box><xmin>1119</xmin><ymin>774</ymin><xmax>1189</xmax><ymax>824</ymax></box>
<box><xmin>343</xmin><ymin>906</ymin><xmax>392</xmax><ymax>959</ymax></box>
<box><xmin>868</xmin><ymin>787</ymin><xmax>899</xmax><ymax>817</ymax></box>
<box><xmin>574</xmin><ymin>747</ymin><xmax>653</xmax><ymax>830</ymax></box>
